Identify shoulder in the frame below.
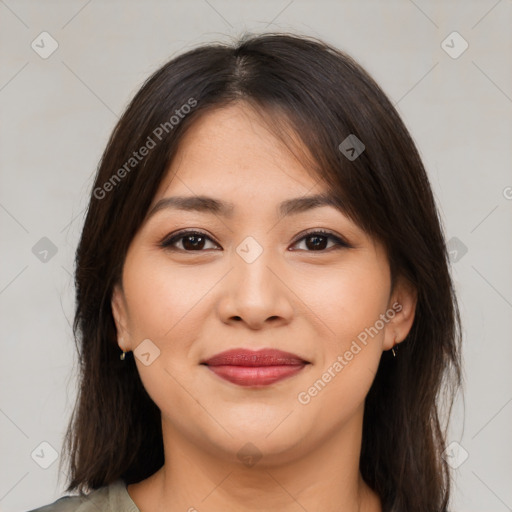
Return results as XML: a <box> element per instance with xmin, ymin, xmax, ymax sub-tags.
<box><xmin>26</xmin><ymin>494</ymin><xmax>87</xmax><ymax>512</ymax></box>
<box><xmin>26</xmin><ymin>479</ymin><xmax>140</xmax><ymax>512</ymax></box>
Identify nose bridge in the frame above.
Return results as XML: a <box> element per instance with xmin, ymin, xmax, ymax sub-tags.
<box><xmin>233</xmin><ymin>233</ymin><xmax>277</xmax><ymax>296</ymax></box>
<box><xmin>219</xmin><ymin>233</ymin><xmax>293</xmax><ymax>327</ymax></box>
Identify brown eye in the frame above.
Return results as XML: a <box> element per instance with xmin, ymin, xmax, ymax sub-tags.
<box><xmin>161</xmin><ymin>231</ymin><xmax>219</xmax><ymax>251</ymax></box>
<box><xmin>291</xmin><ymin>230</ymin><xmax>350</xmax><ymax>252</ymax></box>
<box><xmin>304</xmin><ymin>234</ymin><xmax>329</xmax><ymax>250</ymax></box>
<box><xmin>161</xmin><ymin>229</ymin><xmax>349</xmax><ymax>253</ymax></box>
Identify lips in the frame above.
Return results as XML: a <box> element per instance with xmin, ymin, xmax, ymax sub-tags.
<box><xmin>201</xmin><ymin>348</ymin><xmax>310</xmax><ymax>387</ymax></box>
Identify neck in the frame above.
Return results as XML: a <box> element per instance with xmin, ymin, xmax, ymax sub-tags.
<box><xmin>129</xmin><ymin>405</ymin><xmax>381</xmax><ymax>512</ymax></box>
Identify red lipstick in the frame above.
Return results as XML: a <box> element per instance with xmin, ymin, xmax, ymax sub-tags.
<box><xmin>201</xmin><ymin>348</ymin><xmax>309</xmax><ymax>387</ymax></box>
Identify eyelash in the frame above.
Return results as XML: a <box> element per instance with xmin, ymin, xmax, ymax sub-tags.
<box><xmin>160</xmin><ymin>229</ymin><xmax>350</xmax><ymax>253</ymax></box>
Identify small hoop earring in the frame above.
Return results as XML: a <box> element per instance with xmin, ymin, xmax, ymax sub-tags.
<box><xmin>391</xmin><ymin>336</ymin><xmax>399</xmax><ymax>357</ymax></box>
<box><xmin>120</xmin><ymin>350</ymin><xmax>126</xmax><ymax>361</ymax></box>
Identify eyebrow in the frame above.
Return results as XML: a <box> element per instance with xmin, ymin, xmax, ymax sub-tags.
<box><xmin>146</xmin><ymin>193</ymin><xmax>344</xmax><ymax>220</ymax></box>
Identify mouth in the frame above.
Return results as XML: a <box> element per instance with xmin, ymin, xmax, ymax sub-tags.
<box><xmin>200</xmin><ymin>348</ymin><xmax>310</xmax><ymax>387</ymax></box>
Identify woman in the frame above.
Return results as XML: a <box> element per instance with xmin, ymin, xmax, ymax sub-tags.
<box><xmin>29</xmin><ymin>32</ymin><xmax>462</xmax><ymax>512</ymax></box>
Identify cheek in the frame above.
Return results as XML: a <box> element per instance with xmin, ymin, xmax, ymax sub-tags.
<box><xmin>296</xmin><ymin>265</ymin><xmax>389</xmax><ymax>421</ymax></box>
<box><xmin>339</xmin><ymin>269</ymin><xmax>390</xmax><ymax>342</ymax></box>
<box><xmin>297</xmin><ymin>256</ymin><xmax>391</xmax><ymax>352</ymax></box>
<box><xmin>120</xmin><ymin>252</ymin><xmax>214</xmax><ymax>420</ymax></box>
<box><xmin>121</xmin><ymin>251</ymin><xmax>216</xmax><ymax>341</ymax></box>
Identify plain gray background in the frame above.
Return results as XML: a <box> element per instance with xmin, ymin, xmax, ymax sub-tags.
<box><xmin>1</xmin><ymin>1</ymin><xmax>511</xmax><ymax>511</ymax></box>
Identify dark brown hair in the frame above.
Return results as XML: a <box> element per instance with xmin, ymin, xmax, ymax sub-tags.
<box><xmin>61</xmin><ymin>32</ymin><xmax>463</xmax><ymax>511</ymax></box>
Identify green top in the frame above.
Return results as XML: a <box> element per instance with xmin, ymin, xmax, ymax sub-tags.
<box><xmin>26</xmin><ymin>479</ymin><xmax>140</xmax><ymax>512</ymax></box>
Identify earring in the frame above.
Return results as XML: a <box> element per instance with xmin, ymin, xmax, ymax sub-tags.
<box><xmin>391</xmin><ymin>336</ymin><xmax>399</xmax><ymax>357</ymax></box>
<box><xmin>119</xmin><ymin>337</ymin><xmax>126</xmax><ymax>360</ymax></box>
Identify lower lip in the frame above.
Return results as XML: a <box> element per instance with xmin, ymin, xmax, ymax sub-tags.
<box><xmin>205</xmin><ymin>364</ymin><xmax>307</xmax><ymax>387</ymax></box>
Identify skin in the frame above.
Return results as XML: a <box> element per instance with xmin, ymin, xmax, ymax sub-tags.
<box><xmin>111</xmin><ymin>102</ymin><xmax>417</xmax><ymax>512</ymax></box>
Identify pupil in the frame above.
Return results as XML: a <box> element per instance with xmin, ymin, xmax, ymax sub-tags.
<box><xmin>307</xmin><ymin>235</ymin><xmax>326</xmax><ymax>250</ymax></box>
<box><xmin>184</xmin><ymin>235</ymin><xmax>205</xmax><ymax>250</ymax></box>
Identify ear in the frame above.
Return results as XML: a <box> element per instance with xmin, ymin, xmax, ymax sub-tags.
<box><xmin>383</xmin><ymin>276</ymin><xmax>417</xmax><ymax>352</ymax></box>
<box><xmin>111</xmin><ymin>283</ymin><xmax>131</xmax><ymax>351</ymax></box>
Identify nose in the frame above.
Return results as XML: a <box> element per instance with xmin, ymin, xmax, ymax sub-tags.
<box><xmin>216</xmin><ymin>243</ymin><xmax>294</xmax><ymax>330</ymax></box>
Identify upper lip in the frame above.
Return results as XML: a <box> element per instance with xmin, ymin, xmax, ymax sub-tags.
<box><xmin>201</xmin><ymin>348</ymin><xmax>309</xmax><ymax>367</ymax></box>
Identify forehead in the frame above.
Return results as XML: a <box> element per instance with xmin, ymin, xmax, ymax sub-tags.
<box><xmin>154</xmin><ymin>102</ymin><xmax>324</xmax><ymax>201</ymax></box>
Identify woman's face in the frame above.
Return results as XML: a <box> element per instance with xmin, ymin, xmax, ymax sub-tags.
<box><xmin>112</xmin><ymin>102</ymin><xmax>416</xmax><ymax>466</ymax></box>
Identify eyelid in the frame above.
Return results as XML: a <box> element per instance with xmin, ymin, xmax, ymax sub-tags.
<box><xmin>290</xmin><ymin>228</ymin><xmax>352</xmax><ymax>249</ymax></box>
<box><xmin>160</xmin><ymin>229</ymin><xmax>219</xmax><ymax>250</ymax></box>
<box><xmin>160</xmin><ymin>228</ymin><xmax>352</xmax><ymax>251</ymax></box>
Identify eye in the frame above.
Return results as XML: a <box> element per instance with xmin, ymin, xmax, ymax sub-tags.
<box><xmin>161</xmin><ymin>230</ymin><xmax>219</xmax><ymax>251</ymax></box>
<box><xmin>160</xmin><ymin>229</ymin><xmax>350</xmax><ymax>252</ymax></box>
<box><xmin>290</xmin><ymin>229</ymin><xmax>350</xmax><ymax>252</ymax></box>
